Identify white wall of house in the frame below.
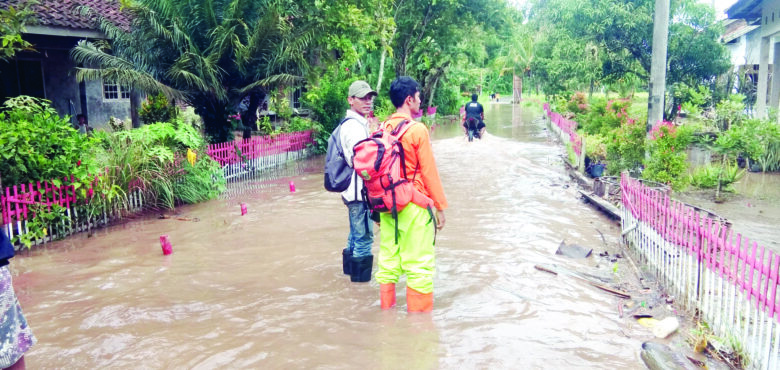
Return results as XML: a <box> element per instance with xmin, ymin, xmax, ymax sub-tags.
<box><xmin>748</xmin><ymin>29</ymin><xmax>772</xmax><ymax>64</ymax></box>
<box><xmin>725</xmin><ymin>27</ymin><xmax>772</xmax><ymax>66</ymax></box>
<box><xmin>760</xmin><ymin>0</ymin><xmax>780</xmax><ymax>37</ymax></box>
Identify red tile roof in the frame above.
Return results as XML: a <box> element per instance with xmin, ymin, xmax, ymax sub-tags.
<box><xmin>1</xmin><ymin>0</ymin><xmax>130</xmax><ymax>31</ymax></box>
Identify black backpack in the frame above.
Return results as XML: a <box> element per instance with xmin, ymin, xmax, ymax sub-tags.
<box><xmin>323</xmin><ymin>118</ymin><xmax>354</xmax><ymax>192</ymax></box>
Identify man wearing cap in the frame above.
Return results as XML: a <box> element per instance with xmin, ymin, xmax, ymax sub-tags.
<box><xmin>339</xmin><ymin>80</ymin><xmax>379</xmax><ymax>282</ymax></box>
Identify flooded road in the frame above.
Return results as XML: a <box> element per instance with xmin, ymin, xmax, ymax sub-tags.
<box><xmin>13</xmin><ymin>103</ymin><xmax>652</xmax><ymax>368</ymax></box>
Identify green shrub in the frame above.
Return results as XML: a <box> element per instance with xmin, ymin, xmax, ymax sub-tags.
<box><xmin>710</xmin><ymin>94</ymin><xmax>745</xmax><ymax>131</ymax></box>
<box><xmin>302</xmin><ymin>65</ymin><xmax>352</xmax><ymax>153</ymax></box>
<box><xmin>179</xmin><ymin>106</ymin><xmax>203</xmax><ymax>131</ymax></box>
<box><xmin>605</xmin><ymin>116</ymin><xmax>646</xmax><ymax>175</ymax></box>
<box><xmin>372</xmin><ymin>95</ymin><xmax>396</xmax><ymax>121</ymax></box>
<box><xmin>579</xmin><ymin>98</ymin><xmax>631</xmax><ymax>136</ymax></box>
<box><xmin>584</xmin><ymin>133</ymin><xmax>607</xmax><ymax>162</ymax></box>
<box><xmin>92</xmin><ymin>119</ymin><xmax>219</xmax><ymax>210</ymax></box>
<box><xmin>0</xmin><ymin>96</ymin><xmax>99</xmax><ymax>186</ymax></box>
<box><xmin>256</xmin><ymin>116</ymin><xmax>274</xmax><ymax>135</ymax></box>
<box><xmin>757</xmin><ymin>141</ymin><xmax>780</xmax><ymax>172</ymax></box>
<box><xmin>642</xmin><ymin>122</ymin><xmax>693</xmax><ymax>190</ymax></box>
<box><xmin>284</xmin><ymin>116</ymin><xmax>322</xmax><ymax>133</ymax></box>
<box><xmin>689</xmin><ymin>164</ymin><xmax>744</xmax><ymax>191</ymax></box>
<box><xmin>272</xmin><ymin>89</ymin><xmax>294</xmax><ymax>122</ymax></box>
<box><xmin>431</xmin><ymin>83</ymin><xmax>461</xmax><ymax>116</ymax></box>
<box><xmin>680</xmin><ymin>101</ymin><xmax>701</xmax><ymax>117</ymax></box>
<box><xmin>566</xmin><ymin>92</ymin><xmax>588</xmax><ymax>115</ymax></box>
<box><xmin>174</xmin><ymin>155</ymin><xmax>225</xmax><ymax>204</ymax></box>
<box><xmin>672</xmin><ymin>82</ymin><xmax>711</xmax><ymax>108</ymax></box>
<box><xmin>12</xmin><ymin>204</ymin><xmax>71</xmax><ymax>249</ymax></box>
<box><xmin>140</xmin><ymin>92</ymin><xmax>178</xmax><ymax>124</ymax></box>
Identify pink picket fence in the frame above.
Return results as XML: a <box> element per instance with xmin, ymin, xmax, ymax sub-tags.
<box><xmin>2</xmin><ymin>176</ymin><xmax>78</xmax><ymax>226</ymax></box>
<box><xmin>621</xmin><ymin>173</ymin><xmax>780</xmax><ymax>367</ymax></box>
<box><xmin>2</xmin><ymin>130</ymin><xmax>315</xmax><ymax>247</ymax></box>
<box><xmin>206</xmin><ymin>130</ymin><xmax>314</xmax><ymax>166</ymax></box>
<box><xmin>543</xmin><ymin>103</ymin><xmax>583</xmax><ymax>157</ymax></box>
<box><xmin>205</xmin><ymin>130</ymin><xmax>315</xmax><ymax>181</ymax></box>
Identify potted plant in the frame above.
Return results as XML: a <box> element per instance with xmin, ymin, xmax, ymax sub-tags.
<box><xmin>585</xmin><ymin>134</ymin><xmax>607</xmax><ymax>177</ymax></box>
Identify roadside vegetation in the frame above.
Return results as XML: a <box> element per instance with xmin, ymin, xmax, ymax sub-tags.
<box><xmin>532</xmin><ymin>0</ymin><xmax>780</xmax><ymax>199</ymax></box>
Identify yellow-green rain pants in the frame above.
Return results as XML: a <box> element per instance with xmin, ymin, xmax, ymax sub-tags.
<box><xmin>375</xmin><ymin>203</ymin><xmax>436</xmax><ymax>294</ymax></box>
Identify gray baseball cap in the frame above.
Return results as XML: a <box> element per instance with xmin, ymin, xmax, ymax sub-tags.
<box><xmin>348</xmin><ymin>80</ymin><xmax>377</xmax><ymax>98</ymax></box>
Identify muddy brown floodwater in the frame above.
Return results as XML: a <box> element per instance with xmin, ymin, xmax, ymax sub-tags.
<box><xmin>15</xmin><ymin>103</ymin><xmax>663</xmax><ymax>368</ymax></box>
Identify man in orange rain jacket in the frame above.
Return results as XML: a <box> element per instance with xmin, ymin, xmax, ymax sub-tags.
<box><xmin>377</xmin><ymin>76</ymin><xmax>447</xmax><ymax>313</ymax></box>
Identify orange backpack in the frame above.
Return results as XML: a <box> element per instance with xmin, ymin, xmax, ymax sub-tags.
<box><xmin>352</xmin><ymin>120</ymin><xmax>434</xmax><ymax>242</ymax></box>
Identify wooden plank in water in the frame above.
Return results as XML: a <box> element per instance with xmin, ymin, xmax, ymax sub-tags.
<box><xmin>579</xmin><ymin>190</ymin><xmax>621</xmax><ymax>221</ymax></box>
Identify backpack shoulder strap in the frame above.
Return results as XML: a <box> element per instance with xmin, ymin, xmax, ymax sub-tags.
<box><xmin>383</xmin><ymin>119</ymin><xmax>418</xmax><ymax>140</ymax></box>
<box><xmin>333</xmin><ymin>117</ymin><xmax>355</xmax><ymax>155</ymax></box>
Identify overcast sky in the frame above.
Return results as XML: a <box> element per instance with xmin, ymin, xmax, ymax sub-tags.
<box><xmin>712</xmin><ymin>0</ymin><xmax>739</xmax><ymax>18</ymax></box>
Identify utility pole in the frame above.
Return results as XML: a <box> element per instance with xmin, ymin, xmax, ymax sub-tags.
<box><xmin>647</xmin><ymin>0</ymin><xmax>670</xmax><ymax>135</ymax></box>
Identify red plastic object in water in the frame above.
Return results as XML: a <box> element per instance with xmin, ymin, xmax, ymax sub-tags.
<box><xmin>289</xmin><ymin>181</ymin><xmax>296</xmax><ymax>193</ymax></box>
<box><xmin>240</xmin><ymin>203</ymin><xmax>247</xmax><ymax>215</ymax></box>
<box><xmin>160</xmin><ymin>235</ymin><xmax>172</xmax><ymax>255</ymax></box>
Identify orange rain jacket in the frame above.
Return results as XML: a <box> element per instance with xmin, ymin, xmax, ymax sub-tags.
<box><xmin>383</xmin><ymin>113</ymin><xmax>448</xmax><ymax>211</ymax></box>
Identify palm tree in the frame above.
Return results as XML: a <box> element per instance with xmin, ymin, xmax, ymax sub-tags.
<box><xmin>71</xmin><ymin>0</ymin><xmax>316</xmax><ymax>142</ymax></box>
<box><xmin>494</xmin><ymin>27</ymin><xmax>534</xmax><ymax>103</ymax></box>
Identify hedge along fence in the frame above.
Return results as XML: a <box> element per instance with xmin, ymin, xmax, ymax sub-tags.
<box><xmin>1</xmin><ymin>130</ymin><xmax>317</xmax><ymax>248</ymax></box>
<box><xmin>206</xmin><ymin>130</ymin><xmax>315</xmax><ymax>181</ymax></box>
<box><xmin>621</xmin><ymin>173</ymin><xmax>780</xmax><ymax>369</ymax></box>
<box><xmin>543</xmin><ymin>103</ymin><xmax>584</xmax><ymax>171</ymax></box>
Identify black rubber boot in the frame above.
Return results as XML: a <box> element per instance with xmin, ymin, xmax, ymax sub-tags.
<box><xmin>342</xmin><ymin>248</ymin><xmax>352</xmax><ymax>275</ymax></box>
<box><xmin>349</xmin><ymin>255</ymin><xmax>373</xmax><ymax>282</ymax></box>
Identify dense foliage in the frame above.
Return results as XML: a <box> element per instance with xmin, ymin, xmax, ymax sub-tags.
<box><xmin>92</xmin><ymin>120</ymin><xmax>224</xmax><ymax>209</ymax></box>
<box><xmin>0</xmin><ymin>96</ymin><xmax>98</xmax><ymax>187</ymax></box>
<box><xmin>642</xmin><ymin>122</ymin><xmax>693</xmax><ymax>190</ymax></box>
<box><xmin>140</xmin><ymin>93</ymin><xmax>178</xmax><ymax>125</ymax></box>
<box><xmin>72</xmin><ymin>0</ymin><xmax>316</xmax><ymax>142</ymax></box>
<box><xmin>529</xmin><ymin>0</ymin><xmax>730</xmax><ymax>102</ymax></box>
<box><xmin>0</xmin><ymin>1</ymin><xmax>35</xmax><ymax>61</ymax></box>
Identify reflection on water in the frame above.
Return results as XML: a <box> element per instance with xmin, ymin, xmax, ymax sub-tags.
<box><xmin>16</xmin><ymin>103</ymin><xmax>650</xmax><ymax>368</ymax></box>
<box><xmin>734</xmin><ymin>171</ymin><xmax>780</xmax><ymax>201</ymax></box>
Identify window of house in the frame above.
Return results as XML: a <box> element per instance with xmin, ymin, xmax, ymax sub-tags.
<box><xmin>103</xmin><ymin>81</ymin><xmax>131</xmax><ymax>100</ymax></box>
<box><xmin>292</xmin><ymin>86</ymin><xmax>306</xmax><ymax>109</ymax></box>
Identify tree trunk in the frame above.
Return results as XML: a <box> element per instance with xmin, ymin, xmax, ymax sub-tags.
<box><xmin>130</xmin><ymin>90</ymin><xmax>141</xmax><ymax>128</ymax></box>
<box><xmin>589</xmin><ymin>79</ymin><xmax>594</xmax><ymax>100</ymax></box>
<box><xmin>241</xmin><ymin>91</ymin><xmax>264</xmax><ymax>139</ymax></box>
<box><xmin>396</xmin><ymin>51</ymin><xmax>408</xmax><ymax>77</ymax></box>
<box><xmin>427</xmin><ymin>75</ymin><xmax>439</xmax><ymax>108</ymax></box>
<box><xmin>198</xmin><ymin>99</ymin><xmax>231</xmax><ymax>143</ymax></box>
<box><xmin>377</xmin><ymin>48</ymin><xmax>387</xmax><ymax>93</ymax></box>
<box><xmin>513</xmin><ymin>71</ymin><xmax>522</xmax><ymax>103</ymax></box>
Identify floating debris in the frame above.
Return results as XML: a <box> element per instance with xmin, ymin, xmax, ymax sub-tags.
<box><xmin>556</xmin><ymin>241</ymin><xmax>592</xmax><ymax>258</ymax></box>
<box><xmin>640</xmin><ymin>341</ymin><xmax>698</xmax><ymax>370</ymax></box>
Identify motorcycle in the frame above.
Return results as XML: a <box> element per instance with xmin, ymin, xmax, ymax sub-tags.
<box><xmin>464</xmin><ymin>117</ymin><xmax>483</xmax><ymax>142</ymax></box>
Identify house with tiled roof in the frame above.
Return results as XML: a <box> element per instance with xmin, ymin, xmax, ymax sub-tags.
<box><xmin>0</xmin><ymin>0</ymin><xmax>133</xmax><ymax>128</ymax></box>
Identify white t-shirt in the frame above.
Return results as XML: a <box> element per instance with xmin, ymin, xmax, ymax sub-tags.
<box><xmin>339</xmin><ymin>109</ymin><xmax>371</xmax><ymax>203</ymax></box>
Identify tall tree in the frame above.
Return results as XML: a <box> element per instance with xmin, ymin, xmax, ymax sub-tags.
<box><xmin>493</xmin><ymin>18</ymin><xmax>534</xmax><ymax>103</ymax></box>
<box><xmin>529</xmin><ymin>0</ymin><xmax>729</xmax><ymax>98</ymax></box>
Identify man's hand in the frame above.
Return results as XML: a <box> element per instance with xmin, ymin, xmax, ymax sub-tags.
<box><xmin>435</xmin><ymin>210</ymin><xmax>446</xmax><ymax>230</ymax></box>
